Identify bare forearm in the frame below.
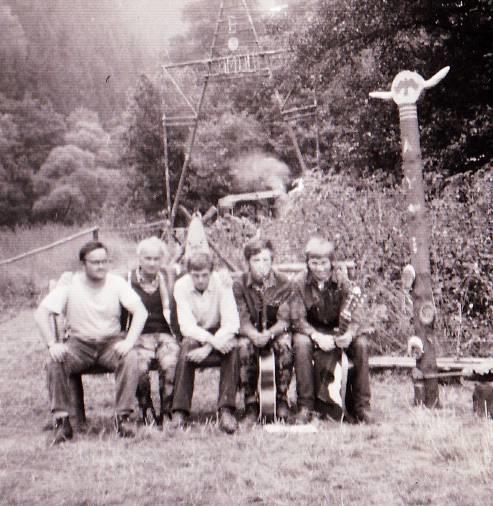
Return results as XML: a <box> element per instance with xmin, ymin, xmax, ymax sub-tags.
<box><xmin>125</xmin><ymin>307</ymin><xmax>148</xmax><ymax>346</ymax></box>
<box><xmin>34</xmin><ymin>306</ymin><xmax>58</xmax><ymax>348</ymax></box>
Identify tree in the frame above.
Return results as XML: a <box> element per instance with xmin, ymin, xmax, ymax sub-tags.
<box><xmin>289</xmin><ymin>0</ymin><xmax>492</xmax><ymax>178</ymax></box>
<box><xmin>0</xmin><ymin>113</ymin><xmax>34</xmax><ymax>226</ymax></box>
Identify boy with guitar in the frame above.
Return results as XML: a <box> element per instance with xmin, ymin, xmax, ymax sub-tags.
<box><xmin>233</xmin><ymin>238</ymin><xmax>294</xmax><ymax>425</ymax></box>
<box><xmin>291</xmin><ymin>237</ymin><xmax>372</xmax><ymax>424</ymax></box>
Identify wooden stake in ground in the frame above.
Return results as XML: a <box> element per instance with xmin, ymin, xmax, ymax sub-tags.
<box><xmin>370</xmin><ymin>66</ymin><xmax>450</xmax><ymax>408</ymax></box>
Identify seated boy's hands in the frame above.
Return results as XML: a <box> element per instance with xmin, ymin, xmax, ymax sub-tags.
<box><xmin>311</xmin><ymin>331</ymin><xmax>336</xmax><ymax>352</ymax></box>
<box><xmin>335</xmin><ymin>331</ymin><xmax>353</xmax><ymax>349</ymax></box>
<box><xmin>114</xmin><ymin>339</ymin><xmax>134</xmax><ymax>358</ymax></box>
<box><xmin>187</xmin><ymin>343</ymin><xmax>213</xmax><ymax>363</ymax></box>
<box><xmin>48</xmin><ymin>342</ymin><xmax>69</xmax><ymax>362</ymax></box>
<box><xmin>251</xmin><ymin>330</ymin><xmax>271</xmax><ymax>349</ymax></box>
<box><xmin>211</xmin><ymin>334</ymin><xmax>236</xmax><ymax>354</ymax></box>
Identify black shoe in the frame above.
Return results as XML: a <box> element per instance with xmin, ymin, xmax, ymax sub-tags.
<box><xmin>295</xmin><ymin>407</ymin><xmax>313</xmax><ymax>424</ymax></box>
<box><xmin>354</xmin><ymin>411</ymin><xmax>374</xmax><ymax>424</ymax></box>
<box><xmin>242</xmin><ymin>403</ymin><xmax>259</xmax><ymax>427</ymax></box>
<box><xmin>52</xmin><ymin>416</ymin><xmax>73</xmax><ymax>445</ymax></box>
<box><xmin>169</xmin><ymin>410</ymin><xmax>188</xmax><ymax>430</ymax></box>
<box><xmin>276</xmin><ymin>401</ymin><xmax>290</xmax><ymax>422</ymax></box>
<box><xmin>219</xmin><ymin>408</ymin><xmax>238</xmax><ymax>434</ymax></box>
<box><xmin>115</xmin><ymin>414</ymin><xmax>135</xmax><ymax>438</ymax></box>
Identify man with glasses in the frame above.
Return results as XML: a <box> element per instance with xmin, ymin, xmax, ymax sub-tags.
<box><xmin>291</xmin><ymin>237</ymin><xmax>372</xmax><ymax>424</ymax></box>
<box><xmin>35</xmin><ymin>240</ymin><xmax>148</xmax><ymax>444</ymax></box>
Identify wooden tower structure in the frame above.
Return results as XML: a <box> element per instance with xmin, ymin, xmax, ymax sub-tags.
<box><xmin>162</xmin><ymin>0</ymin><xmax>315</xmax><ymax>227</ymax></box>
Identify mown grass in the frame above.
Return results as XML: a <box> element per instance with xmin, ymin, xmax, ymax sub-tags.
<box><xmin>1</xmin><ymin>309</ymin><xmax>492</xmax><ymax>506</ymax></box>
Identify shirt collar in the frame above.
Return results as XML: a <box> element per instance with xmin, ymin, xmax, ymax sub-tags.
<box><xmin>136</xmin><ymin>267</ymin><xmax>160</xmax><ymax>289</ymax></box>
<box><xmin>247</xmin><ymin>270</ymin><xmax>277</xmax><ymax>289</ymax></box>
<box><xmin>306</xmin><ymin>269</ymin><xmax>337</xmax><ymax>290</ymax></box>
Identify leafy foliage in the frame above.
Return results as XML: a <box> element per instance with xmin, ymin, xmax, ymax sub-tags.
<box><xmin>290</xmin><ymin>0</ymin><xmax>492</xmax><ymax>178</ymax></box>
<box><xmin>32</xmin><ymin>114</ymin><xmax>115</xmax><ymax>224</ymax></box>
<box><xmin>211</xmin><ymin>169</ymin><xmax>492</xmax><ymax>355</ymax></box>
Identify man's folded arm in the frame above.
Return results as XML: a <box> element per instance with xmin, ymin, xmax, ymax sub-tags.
<box><xmin>119</xmin><ymin>283</ymin><xmax>148</xmax><ymax>346</ymax></box>
<box><xmin>34</xmin><ymin>286</ymin><xmax>69</xmax><ymax>348</ymax></box>
<box><xmin>232</xmin><ymin>280</ymin><xmax>259</xmax><ymax>339</ymax></box>
<box><xmin>216</xmin><ymin>285</ymin><xmax>240</xmax><ymax>338</ymax></box>
<box><xmin>34</xmin><ymin>304</ymin><xmax>58</xmax><ymax>348</ymax></box>
<box><xmin>173</xmin><ymin>284</ymin><xmax>212</xmax><ymax>343</ymax></box>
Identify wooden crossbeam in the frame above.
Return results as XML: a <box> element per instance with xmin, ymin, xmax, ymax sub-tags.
<box><xmin>284</xmin><ymin>112</ymin><xmax>317</xmax><ymax>122</ymax></box>
<box><xmin>164</xmin><ymin>49</ymin><xmax>287</xmax><ymax>70</ymax></box>
<box><xmin>282</xmin><ymin>104</ymin><xmax>316</xmax><ymax>116</ymax></box>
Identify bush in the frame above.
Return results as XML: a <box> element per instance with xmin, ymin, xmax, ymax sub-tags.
<box><xmin>211</xmin><ymin>169</ymin><xmax>492</xmax><ymax>356</ymax></box>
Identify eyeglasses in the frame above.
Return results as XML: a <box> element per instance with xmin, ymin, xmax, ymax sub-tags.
<box><xmin>84</xmin><ymin>259</ymin><xmax>109</xmax><ymax>266</ymax></box>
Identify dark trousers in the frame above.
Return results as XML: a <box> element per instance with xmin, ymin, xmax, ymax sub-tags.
<box><xmin>238</xmin><ymin>333</ymin><xmax>293</xmax><ymax>406</ymax></box>
<box><xmin>293</xmin><ymin>333</ymin><xmax>371</xmax><ymax>415</ymax></box>
<box><xmin>46</xmin><ymin>336</ymin><xmax>140</xmax><ymax>416</ymax></box>
<box><xmin>172</xmin><ymin>338</ymin><xmax>239</xmax><ymax>415</ymax></box>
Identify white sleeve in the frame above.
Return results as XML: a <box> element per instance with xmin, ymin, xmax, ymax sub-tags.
<box><xmin>40</xmin><ymin>286</ymin><xmax>69</xmax><ymax>315</ymax></box>
<box><xmin>116</xmin><ymin>277</ymin><xmax>145</xmax><ymax>314</ymax></box>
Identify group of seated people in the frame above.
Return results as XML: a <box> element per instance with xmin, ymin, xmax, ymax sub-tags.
<box><xmin>35</xmin><ymin>234</ymin><xmax>371</xmax><ymax>445</ymax></box>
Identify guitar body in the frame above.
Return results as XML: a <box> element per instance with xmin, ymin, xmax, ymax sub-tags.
<box><xmin>258</xmin><ymin>349</ymin><xmax>276</xmax><ymax>421</ymax></box>
<box><xmin>324</xmin><ymin>285</ymin><xmax>362</xmax><ymax>416</ymax></box>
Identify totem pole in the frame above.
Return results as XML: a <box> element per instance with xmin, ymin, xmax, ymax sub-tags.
<box><xmin>370</xmin><ymin>66</ymin><xmax>450</xmax><ymax>408</ymax></box>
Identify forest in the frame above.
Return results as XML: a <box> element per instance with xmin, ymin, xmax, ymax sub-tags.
<box><xmin>0</xmin><ymin>0</ymin><xmax>490</xmax><ymax>226</ymax></box>
<box><xmin>0</xmin><ymin>0</ymin><xmax>491</xmax><ymax>349</ymax></box>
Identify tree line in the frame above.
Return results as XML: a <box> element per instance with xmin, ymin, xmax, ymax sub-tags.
<box><xmin>0</xmin><ymin>0</ymin><xmax>490</xmax><ymax>227</ymax></box>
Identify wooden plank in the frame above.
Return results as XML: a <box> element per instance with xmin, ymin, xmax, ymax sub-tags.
<box><xmin>368</xmin><ymin>355</ymin><xmax>493</xmax><ymax>376</ymax></box>
<box><xmin>0</xmin><ymin>227</ymin><xmax>99</xmax><ymax>267</ymax></box>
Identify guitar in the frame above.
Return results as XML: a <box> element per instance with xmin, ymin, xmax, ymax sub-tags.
<box><xmin>258</xmin><ymin>348</ymin><xmax>276</xmax><ymax>420</ymax></box>
<box><xmin>326</xmin><ymin>285</ymin><xmax>363</xmax><ymax>413</ymax></box>
<box><xmin>257</xmin><ymin>284</ymin><xmax>277</xmax><ymax>421</ymax></box>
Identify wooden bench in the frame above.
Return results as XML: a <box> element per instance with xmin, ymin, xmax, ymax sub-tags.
<box><xmin>50</xmin><ymin>261</ymin><xmax>356</xmax><ymax>424</ymax></box>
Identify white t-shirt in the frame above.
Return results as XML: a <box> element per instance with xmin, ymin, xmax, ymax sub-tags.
<box><xmin>41</xmin><ymin>272</ymin><xmax>143</xmax><ymax>342</ymax></box>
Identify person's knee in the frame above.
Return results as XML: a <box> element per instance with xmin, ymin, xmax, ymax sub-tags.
<box><xmin>122</xmin><ymin>348</ymin><xmax>139</xmax><ymax>370</ymax></box>
<box><xmin>238</xmin><ymin>336</ymin><xmax>254</xmax><ymax>361</ymax></box>
<box><xmin>293</xmin><ymin>333</ymin><xmax>313</xmax><ymax>356</ymax></box>
<box><xmin>352</xmin><ymin>335</ymin><xmax>368</xmax><ymax>353</ymax></box>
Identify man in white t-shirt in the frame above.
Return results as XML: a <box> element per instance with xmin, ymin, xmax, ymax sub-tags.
<box><xmin>35</xmin><ymin>241</ymin><xmax>148</xmax><ymax>444</ymax></box>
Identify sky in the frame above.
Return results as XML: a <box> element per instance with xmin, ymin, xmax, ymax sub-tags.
<box><xmin>122</xmin><ymin>0</ymin><xmax>289</xmax><ymax>45</ymax></box>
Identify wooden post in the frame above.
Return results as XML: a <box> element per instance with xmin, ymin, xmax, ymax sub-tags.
<box><xmin>370</xmin><ymin>66</ymin><xmax>450</xmax><ymax>408</ymax></box>
<box><xmin>169</xmin><ymin>75</ymin><xmax>210</xmax><ymax>228</ymax></box>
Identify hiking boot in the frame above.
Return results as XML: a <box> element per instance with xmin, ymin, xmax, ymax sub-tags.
<box><xmin>295</xmin><ymin>407</ymin><xmax>313</xmax><ymax>425</ymax></box>
<box><xmin>242</xmin><ymin>403</ymin><xmax>259</xmax><ymax>428</ymax></box>
<box><xmin>169</xmin><ymin>410</ymin><xmax>188</xmax><ymax>430</ymax></box>
<box><xmin>218</xmin><ymin>408</ymin><xmax>238</xmax><ymax>435</ymax></box>
<box><xmin>52</xmin><ymin>416</ymin><xmax>73</xmax><ymax>445</ymax></box>
<box><xmin>115</xmin><ymin>414</ymin><xmax>135</xmax><ymax>438</ymax></box>
<box><xmin>276</xmin><ymin>401</ymin><xmax>290</xmax><ymax>422</ymax></box>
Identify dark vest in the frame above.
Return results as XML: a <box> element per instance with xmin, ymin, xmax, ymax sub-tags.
<box><xmin>306</xmin><ymin>280</ymin><xmax>344</xmax><ymax>332</ymax></box>
<box><xmin>130</xmin><ymin>271</ymin><xmax>171</xmax><ymax>334</ymax></box>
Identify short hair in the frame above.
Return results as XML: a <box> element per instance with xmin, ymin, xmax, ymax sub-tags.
<box><xmin>136</xmin><ymin>236</ymin><xmax>168</xmax><ymax>258</ymax></box>
<box><xmin>186</xmin><ymin>252</ymin><xmax>213</xmax><ymax>272</ymax></box>
<box><xmin>243</xmin><ymin>238</ymin><xmax>274</xmax><ymax>261</ymax></box>
<box><xmin>79</xmin><ymin>240</ymin><xmax>108</xmax><ymax>262</ymax></box>
<box><xmin>304</xmin><ymin>237</ymin><xmax>335</xmax><ymax>261</ymax></box>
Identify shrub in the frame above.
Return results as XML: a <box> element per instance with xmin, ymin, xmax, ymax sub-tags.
<box><xmin>211</xmin><ymin>169</ymin><xmax>492</xmax><ymax>355</ymax></box>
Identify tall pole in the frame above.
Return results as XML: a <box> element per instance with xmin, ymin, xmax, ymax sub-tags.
<box><xmin>370</xmin><ymin>66</ymin><xmax>450</xmax><ymax>408</ymax></box>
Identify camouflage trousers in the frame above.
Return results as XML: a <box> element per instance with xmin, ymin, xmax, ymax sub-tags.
<box><xmin>238</xmin><ymin>333</ymin><xmax>293</xmax><ymax>406</ymax></box>
<box><xmin>135</xmin><ymin>332</ymin><xmax>180</xmax><ymax>422</ymax></box>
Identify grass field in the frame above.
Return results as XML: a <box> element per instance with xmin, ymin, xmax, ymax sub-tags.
<box><xmin>1</xmin><ymin>309</ymin><xmax>492</xmax><ymax>506</ymax></box>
